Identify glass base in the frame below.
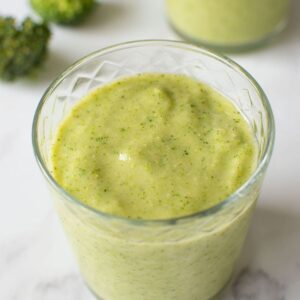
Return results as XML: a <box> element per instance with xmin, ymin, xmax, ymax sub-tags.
<box><xmin>169</xmin><ymin>18</ymin><xmax>288</xmax><ymax>53</ymax></box>
<box><xmin>86</xmin><ymin>274</ymin><xmax>233</xmax><ymax>300</ymax></box>
<box><xmin>87</xmin><ymin>284</ymin><xmax>103</xmax><ymax>300</ymax></box>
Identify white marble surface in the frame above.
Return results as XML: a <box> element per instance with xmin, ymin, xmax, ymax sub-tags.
<box><xmin>0</xmin><ymin>0</ymin><xmax>300</xmax><ymax>299</ymax></box>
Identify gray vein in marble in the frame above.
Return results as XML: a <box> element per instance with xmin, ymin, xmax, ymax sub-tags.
<box><xmin>32</xmin><ymin>274</ymin><xmax>91</xmax><ymax>300</ymax></box>
<box><xmin>0</xmin><ymin>240</ymin><xmax>28</xmax><ymax>266</ymax></box>
<box><xmin>225</xmin><ymin>268</ymin><xmax>285</xmax><ymax>300</ymax></box>
<box><xmin>0</xmin><ymin>213</ymin><xmax>94</xmax><ymax>300</ymax></box>
<box><xmin>0</xmin><ymin>233</ymin><xmax>36</xmax><ymax>278</ymax></box>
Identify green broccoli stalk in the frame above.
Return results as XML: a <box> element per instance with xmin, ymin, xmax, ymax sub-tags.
<box><xmin>30</xmin><ymin>0</ymin><xmax>96</xmax><ymax>25</ymax></box>
<box><xmin>0</xmin><ymin>17</ymin><xmax>50</xmax><ymax>81</ymax></box>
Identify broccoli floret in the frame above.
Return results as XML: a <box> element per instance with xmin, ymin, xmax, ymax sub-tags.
<box><xmin>0</xmin><ymin>17</ymin><xmax>50</xmax><ymax>81</ymax></box>
<box><xmin>30</xmin><ymin>0</ymin><xmax>95</xmax><ymax>25</ymax></box>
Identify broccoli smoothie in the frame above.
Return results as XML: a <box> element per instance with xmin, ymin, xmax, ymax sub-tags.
<box><xmin>166</xmin><ymin>0</ymin><xmax>289</xmax><ymax>50</ymax></box>
<box><xmin>51</xmin><ymin>73</ymin><xmax>258</xmax><ymax>299</ymax></box>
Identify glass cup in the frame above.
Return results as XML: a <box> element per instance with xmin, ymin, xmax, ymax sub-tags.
<box><xmin>165</xmin><ymin>0</ymin><xmax>290</xmax><ymax>52</ymax></box>
<box><xmin>32</xmin><ymin>40</ymin><xmax>275</xmax><ymax>300</ymax></box>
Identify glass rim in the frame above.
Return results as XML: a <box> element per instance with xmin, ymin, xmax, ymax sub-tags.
<box><xmin>32</xmin><ymin>39</ymin><xmax>275</xmax><ymax>226</ymax></box>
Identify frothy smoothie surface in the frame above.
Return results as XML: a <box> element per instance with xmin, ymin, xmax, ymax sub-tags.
<box><xmin>52</xmin><ymin>74</ymin><xmax>257</xmax><ymax>220</ymax></box>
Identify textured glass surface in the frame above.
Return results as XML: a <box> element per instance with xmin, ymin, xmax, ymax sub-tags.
<box><xmin>33</xmin><ymin>41</ymin><xmax>274</xmax><ymax>300</ymax></box>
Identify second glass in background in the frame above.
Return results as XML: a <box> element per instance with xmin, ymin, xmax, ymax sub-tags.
<box><xmin>166</xmin><ymin>0</ymin><xmax>290</xmax><ymax>52</ymax></box>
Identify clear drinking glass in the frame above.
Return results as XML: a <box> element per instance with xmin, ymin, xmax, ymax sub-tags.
<box><xmin>32</xmin><ymin>40</ymin><xmax>275</xmax><ymax>300</ymax></box>
<box><xmin>165</xmin><ymin>0</ymin><xmax>290</xmax><ymax>52</ymax></box>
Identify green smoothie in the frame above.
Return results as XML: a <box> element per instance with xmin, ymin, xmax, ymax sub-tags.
<box><xmin>166</xmin><ymin>0</ymin><xmax>289</xmax><ymax>48</ymax></box>
<box><xmin>51</xmin><ymin>74</ymin><xmax>258</xmax><ymax>299</ymax></box>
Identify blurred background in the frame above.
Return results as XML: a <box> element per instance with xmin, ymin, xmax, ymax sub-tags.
<box><xmin>0</xmin><ymin>0</ymin><xmax>300</xmax><ymax>299</ymax></box>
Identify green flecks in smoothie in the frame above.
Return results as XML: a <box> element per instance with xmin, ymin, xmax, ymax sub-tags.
<box><xmin>51</xmin><ymin>73</ymin><xmax>257</xmax><ymax>220</ymax></box>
